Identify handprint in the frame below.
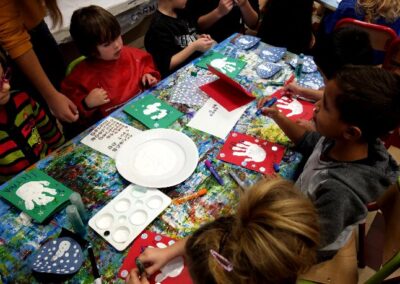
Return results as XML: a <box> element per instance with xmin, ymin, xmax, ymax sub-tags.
<box><xmin>277</xmin><ymin>96</ymin><xmax>303</xmax><ymax>117</ymax></box>
<box><xmin>16</xmin><ymin>181</ymin><xmax>57</xmax><ymax>210</ymax></box>
<box><xmin>232</xmin><ymin>141</ymin><xmax>266</xmax><ymax>162</ymax></box>
<box><xmin>143</xmin><ymin>102</ymin><xmax>168</xmax><ymax>120</ymax></box>
<box><xmin>210</xmin><ymin>58</ymin><xmax>237</xmax><ymax>73</ymax></box>
<box><xmin>149</xmin><ymin>241</ymin><xmax>185</xmax><ymax>283</ymax></box>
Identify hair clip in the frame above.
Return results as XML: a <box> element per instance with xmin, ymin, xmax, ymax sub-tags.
<box><xmin>210</xmin><ymin>249</ymin><xmax>233</xmax><ymax>272</ymax></box>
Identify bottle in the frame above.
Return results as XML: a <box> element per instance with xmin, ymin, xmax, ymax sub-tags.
<box><xmin>66</xmin><ymin>205</ymin><xmax>87</xmax><ymax>238</ymax></box>
<box><xmin>69</xmin><ymin>192</ymin><xmax>88</xmax><ymax>222</ymax></box>
<box><xmin>295</xmin><ymin>53</ymin><xmax>304</xmax><ymax>79</ymax></box>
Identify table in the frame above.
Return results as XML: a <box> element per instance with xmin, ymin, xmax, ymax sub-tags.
<box><xmin>0</xmin><ymin>34</ymin><xmax>317</xmax><ymax>283</ymax></box>
<box><xmin>46</xmin><ymin>0</ymin><xmax>157</xmax><ymax>43</ymax></box>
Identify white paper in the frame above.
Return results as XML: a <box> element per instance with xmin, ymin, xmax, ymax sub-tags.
<box><xmin>187</xmin><ymin>98</ymin><xmax>248</xmax><ymax>139</ymax></box>
<box><xmin>81</xmin><ymin>117</ymin><xmax>141</xmax><ymax>159</ymax></box>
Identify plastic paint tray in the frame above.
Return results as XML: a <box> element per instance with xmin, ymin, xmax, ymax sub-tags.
<box><xmin>89</xmin><ymin>185</ymin><xmax>171</xmax><ymax>251</ymax></box>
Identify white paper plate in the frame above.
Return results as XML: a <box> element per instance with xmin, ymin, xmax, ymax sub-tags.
<box><xmin>116</xmin><ymin>129</ymin><xmax>199</xmax><ymax>188</ymax></box>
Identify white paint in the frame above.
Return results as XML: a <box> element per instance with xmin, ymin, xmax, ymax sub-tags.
<box><xmin>114</xmin><ymin>199</ymin><xmax>131</xmax><ymax>212</ymax></box>
<box><xmin>277</xmin><ymin>96</ymin><xmax>303</xmax><ymax>117</ymax></box>
<box><xmin>232</xmin><ymin>141</ymin><xmax>267</xmax><ymax>163</ymax></box>
<box><xmin>51</xmin><ymin>240</ymin><xmax>71</xmax><ymax>261</ymax></box>
<box><xmin>112</xmin><ymin>227</ymin><xmax>130</xmax><ymax>243</ymax></box>
<box><xmin>143</xmin><ymin>102</ymin><xmax>168</xmax><ymax>120</ymax></box>
<box><xmin>146</xmin><ymin>196</ymin><xmax>163</xmax><ymax>209</ymax></box>
<box><xmin>210</xmin><ymin>57</ymin><xmax>237</xmax><ymax>73</ymax></box>
<box><xmin>16</xmin><ymin>181</ymin><xmax>57</xmax><ymax>210</ymax></box>
<box><xmin>95</xmin><ymin>213</ymin><xmax>114</xmax><ymax>229</ymax></box>
<box><xmin>129</xmin><ymin>210</ymin><xmax>148</xmax><ymax>225</ymax></box>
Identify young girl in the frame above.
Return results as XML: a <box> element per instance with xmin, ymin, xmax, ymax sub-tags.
<box><xmin>0</xmin><ymin>49</ymin><xmax>65</xmax><ymax>184</ymax></box>
<box><xmin>126</xmin><ymin>178</ymin><xmax>320</xmax><ymax>284</ymax></box>
<box><xmin>62</xmin><ymin>5</ymin><xmax>160</xmax><ymax>131</ymax></box>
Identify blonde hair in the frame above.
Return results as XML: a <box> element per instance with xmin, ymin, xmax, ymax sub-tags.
<box><xmin>357</xmin><ymin>0</ymin><xmax>400</xmax><ymax>23</ymax></box>
<box><xmin>185</xmin><ymin>178</ymin><xmax>320</xmax><ymax>284</ymax></box>
<box><xmin>44</xmin><ymin>0</ymin><xmax>63</xmax><ymax>28</ymax></box>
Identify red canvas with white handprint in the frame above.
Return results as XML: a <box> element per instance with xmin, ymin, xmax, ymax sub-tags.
<box><xmin>271</xmin><ymin>88</ymin><xmax>315</xmax><ymax>122</ymax></box>
<box><xmin>118</xmin><ymin>231</ymin><xmax>193</xmax><ymax>284</ymax></box>
<box><xmin>218</xmin><ymin>132</ymin><xmax>286</xmax><ymax>174</ymax></box>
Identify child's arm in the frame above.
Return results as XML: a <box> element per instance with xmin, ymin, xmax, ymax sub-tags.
<box><xmin>257</xmin><ymin>97</ymin><xmax>307</xmax><ymax>145</ymax></box>
<box><xmin>169</xmin><ymin>38</ymin><xmax>214</xmax><ymax>71</ymax></box>
<box><xmin>236</xmin><ymin>0</ymin><xmax>259</xmax><ymax>29</ymax></box>
<box><xmin>284</xmin><ymin>82</ymin><xmax>323</xmax><ymax>102</ymax></box>
<box><xmin>84</xmin><ymin>88</ymin><xmax>110</xmax><ymax>109</ymax></box>
<box><xmin>137</xmin><ymin>237</ymin><xmax>188</xmax><ymax>276</ymax></box>
<box><xmin>197</xmin><ymin>0</ymin><xmax>234</xmax><ymax>30</ymax></box>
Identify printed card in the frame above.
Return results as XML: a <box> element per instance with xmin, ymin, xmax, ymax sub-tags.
<box><xmin>187</xmin><ymin>98</ymin><xmax>248</xmax><ymax>139</ymax></box>
<box><xmin>195</xmin><ymin>52</ymin><xmax>246</xmax><ymax>78</ymax></box>
<box><xmin>81</xmin><ymin>117</ymin><xmax>141</xmax><ymax>159</ymax></box>
<box><xmin>169</xmin><ymin>75</ymin><xmax>215</xmax><ymax>107</ymax></box>
<box><xmin>218</xmin><ymin>132</ymin><xmax>285</xmax><ymax>174</ymax></box>
<box><xmin>270</xmin><ymin>88</ymin><xmax>315</xmax><ymax>121</ymax></box>
<box><xmin>0</xmin><ymin>169</ymin><xmax>73</xmax><ymax>223</ymax></box>
<box><xmin>119</xmin><ymin>231</ymin><xmax>193</xmax><ymax>284</ymax></box>
<box><xmin>124</xmin><ymin>95</ymin><xmax>183</xmax><ymax>129</ymax></box>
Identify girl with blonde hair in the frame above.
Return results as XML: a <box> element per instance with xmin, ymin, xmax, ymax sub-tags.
<box><xmin>126</xmin><ymin>178</ymin><xmax>320</xmax><ymax>284</ymax></box>
<box><xmin>324</xmin><ymin>0</ymin><xmax>400</xmax><ymax>35</ymax></box>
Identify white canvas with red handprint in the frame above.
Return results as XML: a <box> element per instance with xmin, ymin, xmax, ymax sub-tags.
<box><xmin>119</xmin><ymin>230</ymin><xmax>193</xmax><ymax>284</ymax></box>
<box><xmin>218</xmin><ymin>132</ymin><xmax>285</xmax><ymax>174</ymax></box>
<box><xmin>271</xmin><ymin>88</ymin><xmax>315</xmax><ymax>121</ymax></box>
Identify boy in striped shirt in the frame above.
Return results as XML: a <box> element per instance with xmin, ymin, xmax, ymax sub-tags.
<box><xmin>0</xmin><ymin>50</ymin><xmax>64</xmax><ymax>184</ymax></box>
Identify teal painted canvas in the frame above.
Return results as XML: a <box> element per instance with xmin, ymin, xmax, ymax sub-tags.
<box><xmin>124</xmin><ymin>95</ymin><xmax>183</xmax><ymax>129</ymax></box>
<box><xmin>0</xmin><ymin>169</ymin><xmax>73</xmax><ymax>223</ymax></box>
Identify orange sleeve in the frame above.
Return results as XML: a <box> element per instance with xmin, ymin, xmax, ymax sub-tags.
<box><xmin>0</xmin><ymin>0</ymin><xmax>43</xmax><ymax>59</ymax></box>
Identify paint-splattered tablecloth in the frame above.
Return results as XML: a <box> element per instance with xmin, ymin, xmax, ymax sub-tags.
<box><xmin>0</xmin><ymin>34</ymin><xmax>323</xmax><ymax>283</ymax></box>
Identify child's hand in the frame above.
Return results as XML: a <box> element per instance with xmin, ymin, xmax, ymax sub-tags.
<box><xmin>137</xmin><ymin>247</ymin><xmax>172</xmax><ymax>276</ymax></box>
<box><xmin>217</xmin><ymin>0</ymin><xmax>234</xmax><ymax>16</ymax></box>
<box><xmin>284</xmin><ymin>82</ymin><xmax>304</xmax><ymax>98</ymax></box>
<box><xmin>85</xmin><ymin>88</ymin><xmax>110</xmax><ymax>108</ymax></box>
<box><xmin>257</xmin><ymin>97</ymin><xmax>280</xmax><ymax>119</ymax></box>
<box><xmin>125</xmin><ymin>269</ymin><xmax>149</xmax><ymax>284</ymax></box>
<box><xmin>142</xmin><ymin>74</ymin><xmax>158</xmax><ymax>89</ymax></box>
<box><xmin>191</xmin><ymin>37</ymin><xmax>214</xmax><ymax>52</ymax></box>
<box><xmin>198</xmin><ymin>34</ymin><xmax>213</xmax><ymax>41</ymax></box>
<box><xmin>235</xmin><ymin>0</ymin><xmax>248</xmax><ymax>7</ymax></box>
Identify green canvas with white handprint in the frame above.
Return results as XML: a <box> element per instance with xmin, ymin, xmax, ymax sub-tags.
<box><xmin>0</xmin><ymin>169</ymin><xmax>73</xmax><ymax>223</ymax></box>
<box><xmin>195</xmin><ymin>52</ymin><xmax>246</xmax><ymax>78</ymax></box>
<box><xmin>124</xmin><ymin>95</ymin><xmax>183</xmax><ymax>129</ymax></box>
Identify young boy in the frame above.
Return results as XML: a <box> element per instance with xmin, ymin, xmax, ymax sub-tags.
<box><xmin>0</xmin><ymin>50</ymin><xmax>65</xmax><ymax>184</ymax></box>
<box><xmin>186</xmin><ymin>0</ymin><xmax>259</xmax><ymax>43</ymax></box>
<box><xmin>62</xmin><ymin>5</ymin><xmax>160</xmax><ymax>130</ymax></box>
<box><xmin>145</xmin><ymin>0</ymin><xmax>215</xmax><ymax>78</ymax></box>
<box><xmin>258</xmin><ymin>66</ymin><xmax>400</xmax><ymax>261</ymax></box>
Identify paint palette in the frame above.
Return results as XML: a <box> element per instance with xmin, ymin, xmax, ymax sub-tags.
<box><xmin>288</xmin><ymin>55</ymin><xmax>318</xmax><ymax>73</ymax></box>
<box><xmin>259</xmin><ymin>46</ymin><xmax>287</xmax><ymax>63</ymax></box>
<box><xmin>233</xmin><ymin>35</ymin><xmax>261</xmax><ymax>50</ymax></box>
<box><xmin>256</xmin><ymin>62</ymin><xmax>282</xmax><ymax>79</ymax></box>
<box><xmin>31</xmin><ymin>237</ymin><xmax>83</xmax><ymax>275</ymax></box>
<box><xmin>88</xmin><ymin>185</ymin><xmax>171</xmax><ymax>251</ymax></box>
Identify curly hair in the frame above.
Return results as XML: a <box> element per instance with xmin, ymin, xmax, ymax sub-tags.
<box><xmin>357</xmin><ymin>0</ymin><xmax>400</xmax><ymax>23</ymax></box>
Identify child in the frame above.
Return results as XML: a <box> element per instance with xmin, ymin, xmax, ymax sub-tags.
<box><xmin>258</xmin><ymin>66</ymin><xmax>400</xmax><ymax>261</ymax></box>
<box><xmin>62</xmin><ymin>5</ymin><xmax>160</xmax><ymax>130</ymax></box>
<box><xmin>0</xmin><ymin>49</ymin><xmax>65</xmax><ymax>184</ymax></box>
<box><xmin>144</xmin><ymin>0</ymin><xmax>215</xmax><ymax>78</ymax></box>
<box><xmin>285</xmin><ymin>27</ymin><xmax>374</xmax><ymax>102</ymax></box>
<box><xmin>257</xmin><ymin>0</ymin><xmax>314</xmax><ymax>54</ymax></box>
<box><xmin>126</xmin><ymin>178</ymin><xmax>320</xmax><ymax>284</ymax></box>
<box><xmin>185</xmin><ymin>0</ymin><xmax>259</xmax><ymax>43</ymax></box>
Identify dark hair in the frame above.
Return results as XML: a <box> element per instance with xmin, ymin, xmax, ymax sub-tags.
<box><xmin>185</xmin><ymin>178</ymin><xmax>319</xmax><ymax>284</ymax></box>
<box><xmin>334</xmin><ymin>66</ymin><xmax>400</xmax><ymax>141</ymax></box>
<box><xmin>0</xmin><ymin>47</ymin><xmax>7</xmax><ymax>69</ymax></box>
<box><xmin>70</xmin><ymin>5</ymin><xmax>121</xmax><ymax>58</ymax></box>
<box><xmin>314</xmin><ymin>27</ymin><xmax>374</xmax><ymax>79</ymax></box>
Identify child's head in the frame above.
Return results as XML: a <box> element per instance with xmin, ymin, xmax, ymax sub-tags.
<box><xmin>158</xmin><ymin>0</ymin><xmax>188</xmax><ymax>10</ymax></box>
<box><xmin>70</xmin><ymin>5</ymin><xmax>122</xmax><ymax>60</ymax></box>
<box><xmin>0</xmin><ymin>48</ymin><xmax>10</xmax><ymax>105</ymax></box>
<box><xmin>314</xmin><ymin>66</ymin><xmax>400</xmax><ymax>142</ymax></box>
<box><xmin>314</xmin><ymin>27</ymin><xmax>374</xmax><ymax>79</ymax></box>
<box><xmin>185</xmin><ymin>178</ymin><xmax>320</xmax><ymax>284</ymax></box>
<box><xmin>357</xmin><ymin>0</ymin><xmax>400</xmax><ymax>23</ymax></box>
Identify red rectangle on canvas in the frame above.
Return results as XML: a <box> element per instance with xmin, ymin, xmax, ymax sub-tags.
<box><xmin>200</xmin><ymin>66</ymin><xmax>255</xmax><ymax>111</ymax></box>
<box><xmin>217</xmin><ymin>132</ymin><xmax>286</xmax><ymax>174</ymax></box>
<box><xmin>119</xmin><ymin>231</ymin><xmax>193</xmax><ymax>284</ymax></box>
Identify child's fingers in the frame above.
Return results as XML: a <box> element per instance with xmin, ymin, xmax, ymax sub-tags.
<box><xmin>257</xmin><ymin>97</ymin><xmax>269</xmax><ymax>109</ymax></box>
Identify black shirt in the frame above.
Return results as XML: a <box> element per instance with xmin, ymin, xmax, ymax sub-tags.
<box><xmin>186</xmin><ymin>0</ymin><xmax>259</xmax><ymax>43</ymax></box>
<box><xmin>145</xmin><ymin>10</ymin><xmax>199</xmax><ymax>78</ymax></box>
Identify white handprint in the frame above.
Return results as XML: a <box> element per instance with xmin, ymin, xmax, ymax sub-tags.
<box><xmin>150</xmin><ymin>241</ymin><xmax>185</xmax><ymax>283</ymax></box>
<box><xmin>210</xmin><ymin>58</ymin><xmax>237</xmax><ymax>73</ymax></box>
<box><xmin>143</xmin><ymin>102</ymin><xmax>168</xmax><ymax>120</ymax></box>
<box><xmin>232</xmin><ymin>141</ymin><xmax>266</xmax><ymax>163</ymax></box>
<box><xmin>51</xmin><ymin>240</ymin><xmax>71</xmax><ymax>261</ymax></box>
<box><xmin>238</xmin><ymin>38</ymin><xmax>251</xmax><ymax>45</ymax></box>
<box><xmin>16</xmin><ymin>181</ymin><xmax>57</xmax><ymax>210</ymax></box>
<box><xmin>277</xmin><ymin>96</ymin><xmax>303</xmax><ymax>117</ymax></box>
